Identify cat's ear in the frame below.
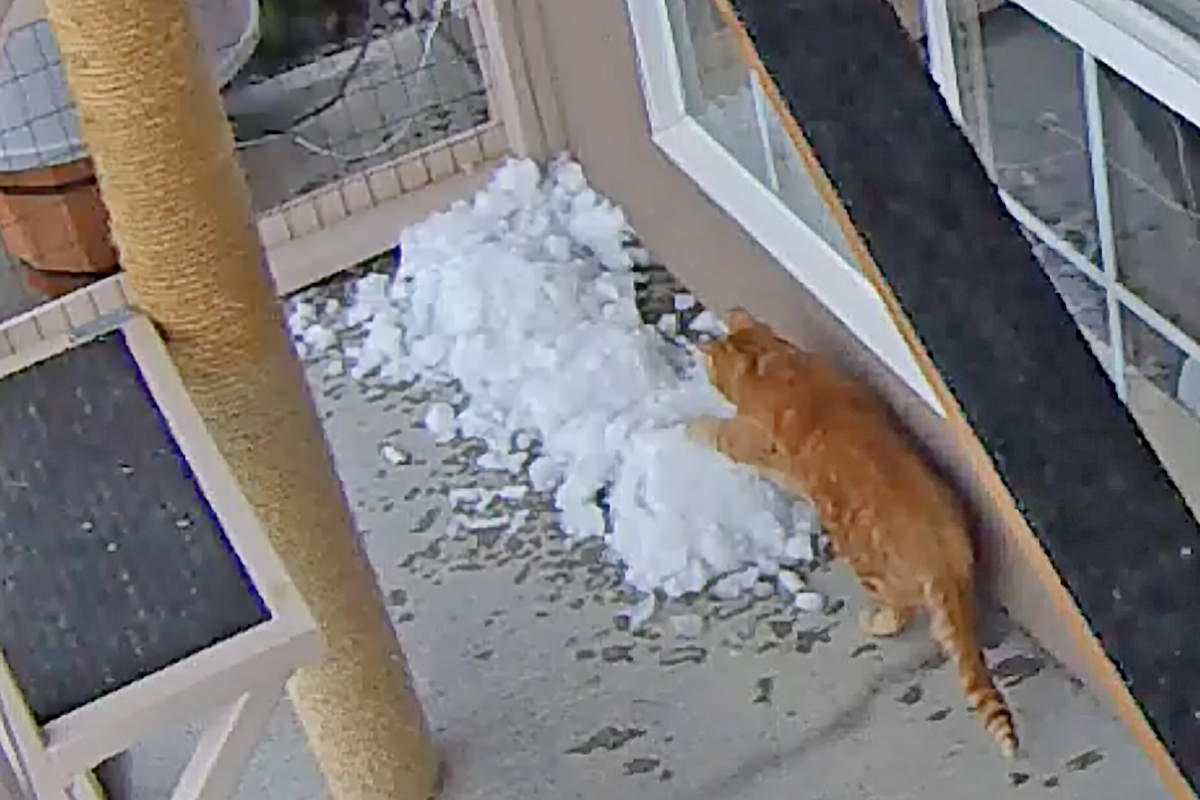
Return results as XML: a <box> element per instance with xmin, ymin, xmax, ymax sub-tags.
<box><xmin>724</xmin><ymin>307</ymin><xmax>757</xmax><ymax>333</ymax></box>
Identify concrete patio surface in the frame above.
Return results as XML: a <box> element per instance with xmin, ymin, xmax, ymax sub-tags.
<box><xmin>111</xmin><ymin>265</ymin><xmax>1171</xmax><ymax>800</ymax></box>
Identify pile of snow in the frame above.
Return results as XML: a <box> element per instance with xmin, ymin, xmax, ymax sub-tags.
<box><xmin>293</xmin><ymin>157</ymin><xmax>819</xmax><ymax>600</ymax></box>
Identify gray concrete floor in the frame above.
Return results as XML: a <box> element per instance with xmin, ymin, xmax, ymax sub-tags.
<box><xmin>111</xmin><ymin>264</ymin><xmax>1171</xmax><ymax>799</ymax></box>
<box><xmin>0</xmin><ymin>7</ymin><xmax>1190</xmax><ymax>794</ymax></box>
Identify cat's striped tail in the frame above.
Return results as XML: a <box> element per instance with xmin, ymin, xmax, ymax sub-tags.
<box><xmin>925</xmin><ymin>580</ymin><xmax>1018</xmax><ymax>758</ymax></box>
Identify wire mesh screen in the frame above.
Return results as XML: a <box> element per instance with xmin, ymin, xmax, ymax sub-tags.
<box><xmin>229</xmin><ymin>0</ymin><xmax>495</xmax><ymax>213</ymax></box>
<box><xmin>0</xmin><ymin>0</ymin><xmax>502</xmax><ymax>329</ymax></box>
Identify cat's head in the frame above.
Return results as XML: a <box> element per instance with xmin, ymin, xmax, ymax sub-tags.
<box><xmin>696</xmin><ymin>307</ymin><xmax>765</xmax><ymax>400</ymax></box>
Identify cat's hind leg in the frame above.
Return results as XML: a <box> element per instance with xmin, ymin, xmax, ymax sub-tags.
<box><xmin>856</xmin><ymin>575</ymin><xmax>914</xmax><ymax>637</ymax></box>
<box><xmin>859</xmin><ymin>605</ymin><xmax>913</xmax><ymax>637</ymax></box>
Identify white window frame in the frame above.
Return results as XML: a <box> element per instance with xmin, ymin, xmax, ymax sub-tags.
<box><xmin>624</xmin><ymin>0</ymin><xmax>946</xmax><ymax>415</ymax></box>
<box><xmin>924</xmin><ymin>0</ymin><xmax>1200</xmax><ymax>404</ymax></box>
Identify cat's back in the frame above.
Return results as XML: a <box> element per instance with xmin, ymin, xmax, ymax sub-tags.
<box><xmin>751</xmin><ymin>342</ymin><xmax>971</xmax><ymax>571</ymax></box>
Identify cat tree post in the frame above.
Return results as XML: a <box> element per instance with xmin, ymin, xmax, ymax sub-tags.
<box><xmin>39</xmin><ymin>1</ymin><xmax>439</xmax><ymax>798</ymax></box>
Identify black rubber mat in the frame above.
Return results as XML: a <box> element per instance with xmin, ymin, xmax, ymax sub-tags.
<box><xmin>729</xmin><ymin>0</ymin><xmax>1200</xmax><ymax>788</ymax></box>
<box><xmin>0</xmin><ymin>332</ymin><xmax>268</xmax><ymax>724</ymax></box>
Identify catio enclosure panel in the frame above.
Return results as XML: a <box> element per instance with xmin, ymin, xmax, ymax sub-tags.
<box><xmin>0</xmin><ymin>332</ymin><xmax>268</xmax><ymax>725</ymax></box>
<box><xmin>727</xmin><ymin>0</ymin><xmax>1200</xmax><ymax>789</ymax></box>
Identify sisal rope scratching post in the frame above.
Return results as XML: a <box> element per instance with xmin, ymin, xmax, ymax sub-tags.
<box><xmin>40</xmin><ymin>1</ymin><xmax>439</xmax><ymax>797</ymax></box>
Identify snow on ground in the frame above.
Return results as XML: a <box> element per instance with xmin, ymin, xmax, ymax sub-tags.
<box><xmin>288</xmin><ymin>157</ymin><xmax>820</xmax><ymax>603</ymax></box>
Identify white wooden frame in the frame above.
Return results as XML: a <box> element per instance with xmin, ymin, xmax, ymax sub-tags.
<box><xmin>0</xmin><ymin>312</ymin><xmax>321</xmax><ymax>800</ymax></box>
<box><xmin>923</xmin><ymin>0</ymin><xmax>1200</xmax><ymax>405</ymax></box>
<box><xmin>624</xmin><ymin>0</ymin><xmax>945</xmax><ymax>414</ymax></box>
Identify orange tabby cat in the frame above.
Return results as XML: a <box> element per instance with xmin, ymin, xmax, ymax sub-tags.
<box><xmin>687</xmin><ymin>308</ymin><xmax>1017</xmax><ymax>757</ymax></box>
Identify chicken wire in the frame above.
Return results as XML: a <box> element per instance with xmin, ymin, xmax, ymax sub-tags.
<box><xmin>0</xmin><ymin>0</ymin><xmax>498</xmax><ymax>323</ymax></box>
<box><xmin>228</xmin><ymin>0</ymin><xmax>495</xmax><ymax>213</ymax></box>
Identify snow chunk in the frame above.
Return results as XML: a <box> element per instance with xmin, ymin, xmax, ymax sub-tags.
<box><xmin>673</xmin><ymin>293</ymin><xmax>696</xmax><ymax>312</ymax></box>
<box><xmin>302</xmin><ymin>324</ymin><xmax>336</xmax><ymax>354</ymax></box>
<box><xmin>337</xmin><ymin>156</ymin><xmax>817</xmax><ymax>599</ymax></box>
<box><xmin>380</xmin><ymin>443</ymin><xmax>410</xmax><ymax>466</ymax></box>
<box><xmin>497</xmin><ymin>485</ymin><xmax>528</xmax><ymax>502</ymax></box>
<box><xmin>793</xmin><ymin>591</ymin><xmax>825</xmax><ymax>613</ymax></box>
<box><xmin>424</xmin><ymin>403</ymin><xmax>457</xmax><ymax>443</ymax></box>
<box><xmin>776</xmin><ymin>569</ymin><xmax>806</xmax><ymax>596</ymax></box>
<box><xmin>621</xmin><ymin>594</ymin><xmax>657</xmax><ymax>631</ymax></box>
<box><xmin>688</xmin><ymin>310</ymin><xmax>727</xmax><ymax>337</ymax></box>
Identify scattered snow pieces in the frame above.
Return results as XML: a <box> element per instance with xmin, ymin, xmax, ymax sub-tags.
<box><xmin>793</xmin><ymin>591</ymin><xmax>825</xmax><ymax>614</ymax></box>
<box><xmin>423</xmin><ymin>403</ymin><xmax>457</xmax><ymax>443</ymax></box>
<box><xmin>528</xmin><ymin>457</ymin><xmax>561</xmax><ymax>493</ymax></box>
<box><xmin>656</xmin><ymin>313</ymin><xmax>678</xmax><ymax>337</ymax></box>
<box><xmin>783</xmin><ymin>535</ymin><xmax>813</xmax><ymax>564</ymax></box>
<box><xmin>497</xmin><ymin>485</ymin><xmax>528</xmax><ymax>502</ymax></box>
<box><xmin>325</xmin><ymin>358</ymin><xmax>345</xmax><ymax>378</ymax></box>
<box><xmin>622</xmin><ymin>594</ymin><xmax>658</xmax><ymax>631</ymax></box>
<box><xmin>776</xmin><ymin>569</ymin><xmax>805</xmax><ymax>596</ymax></box>
<box><xmin>333</xmin><ymin>156</ymin><xmax>817</xmax><ymax>599</ymax></box>
<box><xmin>380</xmin><ymin>443</ymin><xmax>411</xmax><ymax>466</ymax></box>
<box><xmin>448</xmin><ymin>487</ymin><xmax>486</xmax><ymax>509</ymax></box>
<box><xmin>670</xmin><ymin>613</ymin><xmax>705</xmax><ymax>640</ymax></box>
<box><xmin>302</xmin><ymin>323</ymin><xmax>336</xmax><ymax>354</ymax></box>
<box><xmin>710</xmin><ymin>567</ymin><xmax>761</xmax><ymax>600</ymax></box>
<box><xmin>688</xmin><ymin>310</ymin><xmax>726</xmax><ymax>337</ymax></box>
<box><xmin>455</xmin><ymin>514</ymin><xmax>511</xmax><ymax>531</ymax></box>
<box><xmin>287</xmin><ymin>302</ymin><xmax>314</xmax><ymax>333</ymax></box>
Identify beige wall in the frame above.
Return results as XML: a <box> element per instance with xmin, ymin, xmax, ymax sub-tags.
<box><xmin>507</xmin><ymin>0</ymin><xmax>1093</xmax><ymax>684</ymax></box>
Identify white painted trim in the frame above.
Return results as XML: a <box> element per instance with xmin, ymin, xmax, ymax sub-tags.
<box><xmin>0</xmin><ymin>314</ymin><xmax>321</xmax><ymax>798</ymax></box>
<box><xmin>750</xmin><ymin>74</ymin><xmax>782</xmax><ymax>193</ymax></box>
<box><xmin>625</xmin><ymin>0</ymin><xmax>944</xmax><ymax>414</ymax></box>
<box><xmin>1002</xmin><ymin>188</ymin><xmax>1200</xmax><ymax>377</ymax></box>
<box><xmin>475</xmin><ymin>0</ymin><xmax>531</xmax><ymax>156</ymax></box>
<box><xmin>999</xmin><ymin>190</ymin><xmax>1106</xmax><ymax>285</ymax></box>
<box><xmin>656</xmin><ymin>119</ymin><xmax>945</xmax><ymax>413</ymax></box>
<box><xmin>1079</xmin><ymin>0</ymin><xmax>1200</xmax><ymax>83</ymax></box>
<box><xmin>1012</xmin><ymin>0</ymin><xmax>1200</xmax><ymax>132</ymax></box>
<box><xmin>43</xmin><ymin>616</ymin><xmax>313</xmax><ymax>778</ymax></box>
<box><xmin>1082</xmin><ymin>51</ymin><xmax>1129</xmax><ymax>401</ymax></box>
<box><xmin>1114</xmin><ymin>281</ymin><xmax>1200</xmax><ymax>367</ymax></box>
<box><xmin>626</xmin><ymin>0</ymin><xmax>688</xmax><ymax>133</ymax></box>
<box><xmin>266</xmin><ymin>161</ymin><xmax>497</xmax><ymax>296</ymax></box>
<box><xmin>924</xmin><ymin>0</ymin><xmax>965</xmax><ymax>122</ymax></box>
<box><xmin>120</xmin><ymin>316</ymin><xmax>314</xmax><ymax>624</ymax></box>
<box><xmin>171</xmin><ymin>685</ymin><xmax>285</xmax><ymax>800</ymax></box>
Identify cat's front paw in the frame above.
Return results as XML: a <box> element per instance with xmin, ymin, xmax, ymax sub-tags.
<box><xmin>685</xmin><ymin>416</ymin><xmax>723</xmax><ymax>448</ymax></box>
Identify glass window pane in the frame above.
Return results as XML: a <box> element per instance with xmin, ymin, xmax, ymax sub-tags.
<box><xmin>945</xmin><ymin>0</ymin><xmax>1099</xmax><ymax>256</ymax></box>
<box><xmin>758</xmin><ymin>80</ymin><xmax>860</xmax><ymax>269</ymax></box>
<box><xmin>1098</xmin><ymin>65</ymin><xmax>1200</xmax><ymax>345</ymax></box>
<box><xmin>665</xmin><ymin>0</ymin><xmax>771</xmax><ymax>185</ymax></box>
<box><xmin>1123</xmin><ymin>308</ymin><xmax>1187</xmax><ymax>401</ymax></box>
<box><xmin>1035</xmin><ymin>243</ymin><xmax>1110</xmax><ymax>354</ymax></box>
<box><xmin>665</xmin><ymin>0</ymin><xmax>862</xmax><ymax>269</ymax></box>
